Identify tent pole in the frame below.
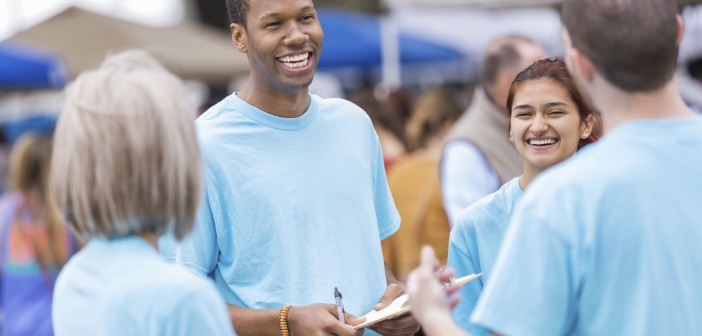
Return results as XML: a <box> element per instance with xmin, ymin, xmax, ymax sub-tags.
<box><xmin>380</xmin><ymin>13</ymin><xmax>401</xmax><ymax>92</ymax></box>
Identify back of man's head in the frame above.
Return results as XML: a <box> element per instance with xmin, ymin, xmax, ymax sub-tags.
<box><xmin>481</xmin><ymin>35</ymin><xmax>546</xmax><ymax>107</ymax></box>
<box><xmin>562</xmin><ymin>0</ymin><xmax>678</xmax><ymax>92</ymax></box>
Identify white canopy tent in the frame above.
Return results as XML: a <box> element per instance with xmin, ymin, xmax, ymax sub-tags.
<box><xmin>384</xmin><ymin>0</ymin><xmax>559</xmax><ymax>9</ymax></box>
<box><xmin>381</xmin><ymin>2</ymin><xmax>702</xmax><ymax>82</ymax></box>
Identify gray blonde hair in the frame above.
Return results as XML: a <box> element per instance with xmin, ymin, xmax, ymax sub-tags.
<box><xmin>50</xmin><ymin>50</ymin><xmax>201</xmax><ymax>241</ymax></box>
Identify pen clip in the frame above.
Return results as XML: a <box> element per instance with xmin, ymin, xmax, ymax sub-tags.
<box><xmin>434</xmin><ymin>267</ymin><xmax>456</xmax><ymax>289</ymax></box>
<box><xmin>334</xmin><ymin>287</ymin><xmax>346</xmax><ymax>324</ymax></box>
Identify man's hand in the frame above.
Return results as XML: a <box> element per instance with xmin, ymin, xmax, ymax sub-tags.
<box><xmin>369</xmin><ymin>284</ymin><xmax>421</xmax><ymax>336</ymax></box>
<box><xmin>406</xmin><ymin>246</ymin><xmax>462</xmax><ymax>333</ymax></box>
<box><xmin>287</xmin><ymin>303</ymin><xmax>364</xmax><ymax>336</ymax></box>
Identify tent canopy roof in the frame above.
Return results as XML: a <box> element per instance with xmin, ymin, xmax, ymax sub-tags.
<box><xmin>0</xmin><ymin>42</ymin><xmax>68</xmax><ymax>89</ymax></box>
<box><xmin>317</xmin><ymin>8</ymin><xmax>464</xmax><ymax>69</ymax></box>
<box><xmin>10</xmin><ymin>7</ymin><xmax>249</xmax><ymax>86</ymax></box>
<box><xmin>384</xmin><ymin>0</ymin><xmax>701</xmax><ymax>9</ymax></box>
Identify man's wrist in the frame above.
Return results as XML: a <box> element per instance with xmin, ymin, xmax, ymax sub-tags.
<box><xmin>279</xmin><ymin>305</ymin><xmax>292</xmax><ymax>336</ymax></box>
<box><xmin>420</xmin><ymin>309</ymin><xmax>455</xmax><ymax>335</ymax></box>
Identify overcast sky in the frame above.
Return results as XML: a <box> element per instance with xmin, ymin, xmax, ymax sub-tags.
<box><xmin>0</xmin><ymin>0</ymin><xmax>184</xmax><ymax>40</ymax></box>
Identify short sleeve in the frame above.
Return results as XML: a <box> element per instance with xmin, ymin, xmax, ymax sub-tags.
<box><xmin>471</xmin><ymin>193</ymin><xmax>578</xmax><ymax>336</ymax></box>
<box><xmin>371</xmin><ymin>128</ymin><xmax>401</xmax><ymax>241</ymax></box>
<box><xmin>447</xmin><ymin>218</ymin><xmax>489</xmax><ymax>336</ymax></box>
<box><xmin>161</xmin><ymin>177</ymin><xmax>220</xmax><ymax>277</ymax></box>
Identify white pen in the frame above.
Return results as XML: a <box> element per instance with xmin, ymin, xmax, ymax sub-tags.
<box><xmin>334</xmin><ymin>287</ymin><xmax>345</xmax><ymax>324</ymax></box>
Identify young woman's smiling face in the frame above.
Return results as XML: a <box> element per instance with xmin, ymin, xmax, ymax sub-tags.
<box><xmin>510</xmin><ymin>78</ymin><xmax>593</xmax><ymax>174</ymax></box>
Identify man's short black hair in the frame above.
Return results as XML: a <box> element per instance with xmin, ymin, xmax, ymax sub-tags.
<box><xmin>226</xmin><ymin>0</ymin><xmax>249</xmax><ymax>26</ymax></box>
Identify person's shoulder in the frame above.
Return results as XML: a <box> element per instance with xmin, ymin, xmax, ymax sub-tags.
<box><xmin>470</xmin><ymin>178</ymin><xmax>519</xmax><ymax>217</ymax></box>
<box><xmin>195</xmin><ymin>95</ymin><xmax>250</xmax><ymax>149</ymax></box>
<box><xmin>113</xmin><ymin>259</ymin><xmax>216</xmax><ymax>304</ymax></box>
<box><xmin>197</xmin><ymin>95</ymin><xmax>234</xmax><ymax>123</ymax></box>
<box><xmin>520</xmin><ymin>144</ymin><xmax>613</xmax><ymax>215</ymax></box>
<box><xmin>315</xmin><ymin>95</ymin><xmax>370</xmax><ymax>121</ymax></box>
<box><xmin>315</xmin><ymin>95</ymin><xmax>359</xmax><ymax>109</ymax></box>
<box><xmin>452</xmin><ymin>181</ymin><xmax>513</xmax><ymax>240</ymax></box>
<box><xmin>150</xmin><ymin>265</ymin><xmax>225</xmax><ymax>315</ymax></box>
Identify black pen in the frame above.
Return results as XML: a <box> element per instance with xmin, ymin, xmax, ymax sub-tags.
<box><xmin>334</xmin><ymin>287</ymin><xmax>345</xmax><ymax>324</ymax></box>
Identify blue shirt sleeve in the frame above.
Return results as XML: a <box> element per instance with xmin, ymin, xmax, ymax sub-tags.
<box><xmin>448</xmin><ymin>218</ymin><xmax>489</xmax><ymax>336</ymax></box>
<box><xmin>371</xmin><ymin>128</ymin><xmax>401</xmax><ymax>241</ymax></box>
<box><xmin>471</xmin><ymin>191</ymin><xmax>578</xmax><ymax>336</ymax></box>
<box><xmin>165</xmin><ymin>174</ymin><xmax>220</xmax><ymax>277</ymax></box>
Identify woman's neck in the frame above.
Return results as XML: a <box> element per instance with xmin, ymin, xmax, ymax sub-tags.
<box><xmin>519</xmin><ymin>165</ymin><xmax>540</xmax><ymax>191</ymax></box>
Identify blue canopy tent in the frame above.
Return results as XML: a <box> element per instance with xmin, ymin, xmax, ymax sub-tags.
<box><xmin>1</xmin><ymin>114</ymin><xmax>57</xmax><ymax>145</ymax></box>
<box><xmin>316</xmin><ymin>8</ymin><xmax>464</xmax><ymax>69</ymax></box>
<box><xmin>0</xmin><ymin>42</ymin><xmax>68</xmax><ymax>89</ymax></box>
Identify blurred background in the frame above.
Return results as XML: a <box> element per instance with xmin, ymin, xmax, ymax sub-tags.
<box><xmin>0</xmin><ymin>0</ymin><xmax>701</xmax><ymax>188</ymax></box>
<box><xmin>1</xmin><ymin>3</ymin><xmax>701</xmax><ymax>330</ymax></box>
<box><xmin>2</xmin><ymin>0</ymin><xmax>702</xmax><ymax>108</ymax></box>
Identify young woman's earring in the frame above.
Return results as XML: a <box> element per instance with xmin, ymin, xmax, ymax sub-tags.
<box><xmin>582</xmin><ymin>132</ymin><xmax>590</xmax><ymax>139</ymax></box>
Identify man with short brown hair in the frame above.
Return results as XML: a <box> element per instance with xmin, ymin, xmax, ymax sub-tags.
<box><xmin>469</xmin><ymin>0</ymin><xmax>702</xmax><ymax>334</ymax></box>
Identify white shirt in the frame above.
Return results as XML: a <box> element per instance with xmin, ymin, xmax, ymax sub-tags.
<box><xmin>441</xmin><ymin>140</ymin><xmax>500</xmax><ymax>228</ymax></box>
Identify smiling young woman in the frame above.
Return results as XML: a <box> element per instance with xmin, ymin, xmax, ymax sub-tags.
<box><xmin>506</xmin><ymin>58</ymin><xmax>600</xmax><ymax>189</ymax></box>
<box><xmin>446</xmin><ymin>58</ymin><xmax>601</xmax><ymax>335</ymax></box>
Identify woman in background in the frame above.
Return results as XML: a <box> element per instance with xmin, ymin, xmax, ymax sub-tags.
<box><xmin>383</xmin><ymin>86</ymin><xmax>464</xmax><ymax>282</ymax></box>
<box><xmin>447</xmin><ymin>58</ymin><xmax>601</xmax><ymax>334</ymax></box>
<box><xmin>49</xmin><ymin>50</ymin><xmax>235</xmax><ymax>336</ymax></box>
<box><xmin>0</xmin><ymin>133</ymin><xmax>77</xmax><ymax>336</ymax></box>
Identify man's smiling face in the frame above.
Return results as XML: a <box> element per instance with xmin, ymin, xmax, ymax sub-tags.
<box><xmin>236</xmin><ymin>0</ymin><xmax>323</xmax><ymax>95</ymax></box>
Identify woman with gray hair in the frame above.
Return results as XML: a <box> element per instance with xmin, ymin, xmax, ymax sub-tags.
<box><xmin>49</xmin><ymin>50</ymin><xmax>235</xmax><ymax>336</ymax></box>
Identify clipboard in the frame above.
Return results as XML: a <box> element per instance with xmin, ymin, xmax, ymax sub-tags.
<box><xmin>353</xmin><ymin>273</ymin><xmax>482</xmax><ymax>329</ymax></box>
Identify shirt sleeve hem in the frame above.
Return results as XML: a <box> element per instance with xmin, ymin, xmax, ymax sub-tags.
<box><xmin>379</xmin><ymin>216</ymin><xmax>401</xmax><ymax>241</ymax></box>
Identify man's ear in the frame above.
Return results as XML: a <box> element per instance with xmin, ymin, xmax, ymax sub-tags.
<box><xmin>676</xmin><ymin>14</ymin><xmax>685</xmax><ymax>47</ymax></box>
<box><xmin>561</xmin><ymin>28</ymin><xmax>593</xmax><ymax>84</ymax></box>
<box><xmin>231</xmin><ymin>23</ymin><xmax>248</xmax><ymax>53</ymax></box>
<box><xmin>570</xmin><ymin>48</ymin><xmax>595</xmax><ymax>84</ymax></box>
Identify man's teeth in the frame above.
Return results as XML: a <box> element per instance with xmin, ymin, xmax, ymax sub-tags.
<box><xmin>279</xmin><ymin>53</ymin><xmax>309</xmax><ymax>68</ymax></box>
<box><xmin>529</xmin><ymin>139</ymin><xmax>556</xmax><ymax>146</ymax></box>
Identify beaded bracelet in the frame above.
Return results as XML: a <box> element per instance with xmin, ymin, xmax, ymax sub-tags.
<box><xmin>279</xmin><ymin>305</ymin><xmax>292</xmax><ymax>336</ymax></box>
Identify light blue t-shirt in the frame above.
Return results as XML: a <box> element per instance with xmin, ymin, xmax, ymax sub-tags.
<box><xmin>52</xmin><ymin>236</ymin><xmax>235</xmax><ymax>336</ymax></box>
<box><xmin>161</xmin><ymin>93</ymin><xmax>400</xmax><ymax>333</ymax></box>
<box><xmin>473</xmin><ymin>118</ymin><xmax>702</xmax><ymax>335</ymax></box>
<box><xmin>448</xmin><ymin>176</ymin><xmax>522</xmax><ymax>335</ymax></box>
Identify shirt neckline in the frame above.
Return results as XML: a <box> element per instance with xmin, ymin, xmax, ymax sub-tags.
<box><xmin>228</xmin><ymin>93</ymin><xmax>319</xmax><ymax>131</ymax></box>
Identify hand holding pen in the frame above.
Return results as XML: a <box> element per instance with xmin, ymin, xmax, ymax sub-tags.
<box><xmin>283</xmin><ymin>302</ymin><xmax>362</xmax><ymax>336</ymax></box>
